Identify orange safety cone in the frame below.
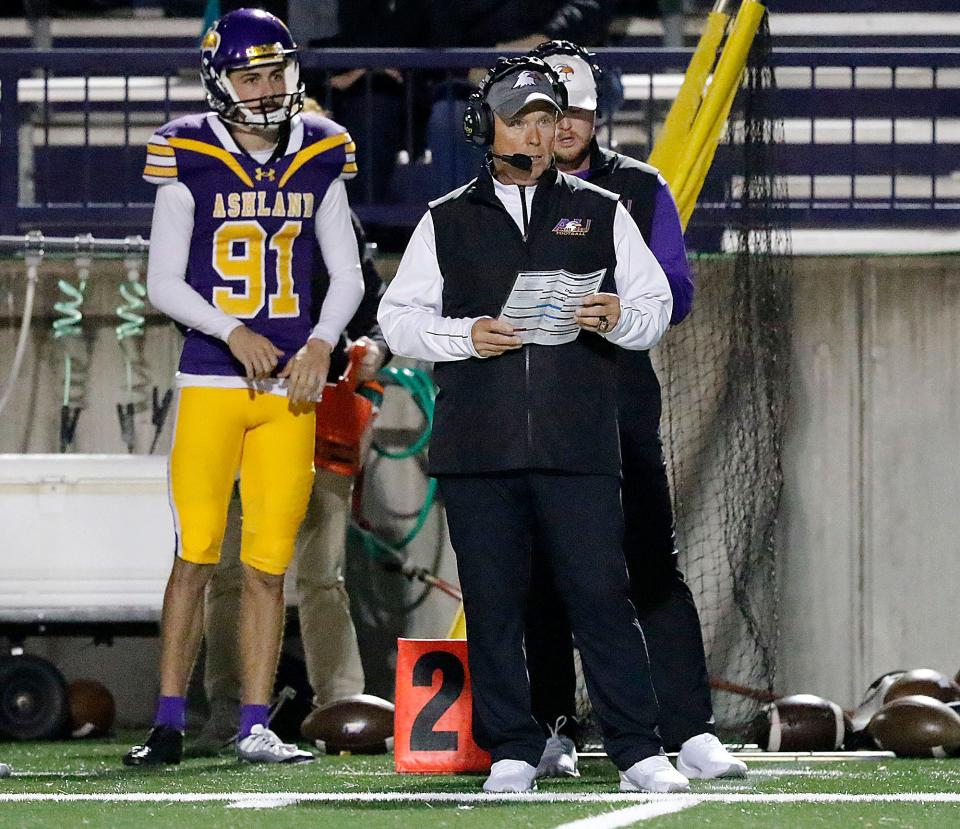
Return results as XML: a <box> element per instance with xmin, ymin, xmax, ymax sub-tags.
<box><xmin>394</xmin><ymin>639</ymin><xmax>491</xmax><ymax>773</ymax></box>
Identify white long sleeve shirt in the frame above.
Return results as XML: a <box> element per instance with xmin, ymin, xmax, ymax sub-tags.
<box><xmin>378</xmin><ymin>178</ymin><xmax>673</xmax><ymax>363</ymax></box>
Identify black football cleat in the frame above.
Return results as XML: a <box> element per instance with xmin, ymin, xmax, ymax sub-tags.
<box><xmin>123</xmin><ymin>725</ymin><xmax>184</xmax><ymax>766</ymax></box>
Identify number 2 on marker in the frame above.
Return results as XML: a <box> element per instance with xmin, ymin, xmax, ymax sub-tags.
<box><xmin>409</xmin><ymin>651</ymin><xmax>465</xmax><ymax>752</ymax></box>
<box><xmin>211</xmin><ymin>220</ymin><xmax>302</xmax><ymax>319</ymax></box>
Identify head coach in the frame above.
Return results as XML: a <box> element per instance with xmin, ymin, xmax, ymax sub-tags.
<box><xmin>378</xmin><ymin>56</ymin><xmax>686</xmax><ymax>795</ymax></box>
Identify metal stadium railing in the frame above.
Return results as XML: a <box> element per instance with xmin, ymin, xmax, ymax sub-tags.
<box><xmin>1</xmin><ymin>47</ymin><xmax>959</xmax><ymax>240</ymax></box>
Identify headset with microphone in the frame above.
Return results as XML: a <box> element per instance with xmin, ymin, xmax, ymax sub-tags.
<box><xmin>489</xmin><ymin>151</ymin><xmax>535</xmax><ymax>172</ymax></box>
<box><xmin>462</xmin><ymin>55</ymin><xmax>568</xmax><ymax>163</ymax></box>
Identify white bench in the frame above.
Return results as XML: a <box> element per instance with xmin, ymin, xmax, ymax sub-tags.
<box><xmin>0</xmin><ymin>454</ymin><xmax>172</xmax><ymax>627</ymax></box>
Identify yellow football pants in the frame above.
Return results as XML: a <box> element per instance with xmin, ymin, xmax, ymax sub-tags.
<box><xmin>168</xmin><ymin>387</ymin><xmax>316</xmax><ymax>575</ymax></box>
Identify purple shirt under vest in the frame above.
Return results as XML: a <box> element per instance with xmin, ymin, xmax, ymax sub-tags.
<box><xmin>575</xmin><ymin>166</ymin><xmax>692</xmax><ymax>326</ymax></box>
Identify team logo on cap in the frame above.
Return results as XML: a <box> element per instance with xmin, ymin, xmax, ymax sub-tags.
<box><xmin>512</xmin><ymin>71</ymin><xmax>539</xmax><ymax>88</ymax></box>
<box><xmin>552</xmin><ymin>218</ymin><xmax>592</xmax><ymax>236</ymax></box>
<box><xmin>554</xmin><ymin>64</ymin><xmax>576</xmax><ymax>83</ymax></box>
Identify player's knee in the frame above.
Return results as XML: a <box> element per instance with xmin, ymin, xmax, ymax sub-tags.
<box><xmin>241</xmin><ymin>560</ymin><xmax>286</xmax><ymax>592</ymax></box>
<box><xmin>167</xmin><ymin>556</ymin><xmax>215</xmax><ymax>593</ymax></box>
<box><xmin>179</xmin><ymin>522</ymin><xmax>224</xmax><ymax>566</ymax></box>
<box><xmin>240</xmin><ymin>538</ymin><xmax>296</xmax><ymax>577</ymax></box>
<box><xmin>284</xmin><ymin>467</ymin><xmax>316</xmax><ymax>513</ymax></box>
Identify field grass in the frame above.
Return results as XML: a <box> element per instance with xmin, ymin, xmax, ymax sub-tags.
<box><xmin>1</xmin><ymin>734</ymin><xmax>959</xmax><ymax>828</ymax></box>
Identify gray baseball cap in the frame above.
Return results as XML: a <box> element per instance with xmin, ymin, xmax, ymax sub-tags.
<box><xmin>486</xmin><ymin>68</ymin><xmax>564</xmax><ymax>119</ymax></box>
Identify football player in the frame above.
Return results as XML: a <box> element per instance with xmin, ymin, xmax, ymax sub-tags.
<box><xmin>194</xmin><ymin>207</ymin><xmax>388</xmax><ymax>754</ymax></box>
<box><xmin>123</xmin><ymin>7</ymin><xmax>363</xmax><ymax>766</ymax></box>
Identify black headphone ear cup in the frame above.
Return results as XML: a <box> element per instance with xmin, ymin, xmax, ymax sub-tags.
<box><xmin>476</xmin><ymin>100</ymin><xmax>493</xmax><ymax>146</ymax></box>
<box><xmin>462</xmin><ymin>95</ymin><xmax>493</xmax><ymax>146</ymax></box>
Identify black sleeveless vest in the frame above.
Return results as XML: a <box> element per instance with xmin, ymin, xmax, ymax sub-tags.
<box><xmin>429</xmin><ymin>166</ymin><xmax>623</xmax><ymax>475</ymax></box>
<box><xmin>587</xmin><ymin>141</ymin><xmax>666</xmax><ymax>430</ymax></box>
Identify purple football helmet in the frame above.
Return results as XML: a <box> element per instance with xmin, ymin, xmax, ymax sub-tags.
<box><xmin>200</xmin><ymin>8</ymin><xmax>305</xmax><ymax>127</ymax></box>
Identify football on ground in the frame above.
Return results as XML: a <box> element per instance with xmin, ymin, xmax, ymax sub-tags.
<box><xmin>883</xmin><ymin>669</ymin><xmax>960</xmax><ymax>705</ymax></box>
<box><xmin>67</xmin><ymin>679</ymin><xmax>115</xmax><ymax>738</ymax></box>
<box><xmin>754</xmin><ymin>694</ymin><xmax>847</xmax><ymax>751</ymax></box>
<box><xmin>301</xmin><ymin>694</ymin><xmax>394</xmax><ymax>754</ymax></box>
<box><xmin>848</xmin><ymin>670</ymin><xmax>906</xmax><ymax>745</ymax></box>
<box><xmin>861</xmin><ymin>671</ymin><xmax>906</xmax><ymax>708</ymax></box>
<box><xmin>868</xmin><ymin>695</ymin><xmax>960</xmax><ymax>757</ymax></box>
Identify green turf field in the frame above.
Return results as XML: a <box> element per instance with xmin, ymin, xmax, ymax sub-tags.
<box><xmin>1</xmin><ymin>736</ymin><xmax>959</xmax><ymax>828</ymax></box>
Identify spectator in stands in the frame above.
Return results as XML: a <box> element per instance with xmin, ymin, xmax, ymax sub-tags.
<box><xmin>615</xmin><ymin>0</ymin><xmax>686</xmax><ymax>48</ymax></box>
<box><xmin>408</xmin><ymin>0</ymin><xmax>617</xmax><ymax>196</ymax></box>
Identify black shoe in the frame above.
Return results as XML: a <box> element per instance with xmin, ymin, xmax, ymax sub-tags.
<box><xmin>123</xmin><ymin>725</ymin><xmax>184</xmax><ymax>766</ymax></box>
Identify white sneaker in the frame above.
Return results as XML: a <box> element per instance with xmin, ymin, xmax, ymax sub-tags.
<box><xmin>236</xmin><ymin>724</ymin><xmax>314</xmax><ymax>764</ymax></box>
<box><xmin>619</xmin><ymin>755</ymin><xmax>690</xmax><ymax>793</ymax></box>
<box><xmin>676</xmin><ymin>733</ymin><xmax>747</xmax><ymax>779</ymax></box>
<box><xmin>483</xmin><ymin>759</ymin><xmax>538</xmax><ymax>793</ymax></box>
<box><xmin>536</xmin><ymin>716</ymin><xmax>580</xmax><ymax>779</ymax></box>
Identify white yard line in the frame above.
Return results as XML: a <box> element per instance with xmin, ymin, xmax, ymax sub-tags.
<box><xmin>226</xmin><ymin>797</ymin><xmax>301</xmax><ymax>809</ymax></box>
<box><xmin>747</xmin><ymin>768</ymin><xmax>846</xmax><ymax>778</ymax></box>
<box><xmin>552</xmin><ymin>797</ymin><xmax>702</xmax><ymax>828</ymax></box>
<box><xmin>1</xmin><ymin>792</ymin><xmax>960</xmax><ymax>804</ymax></box>
<box><xmin>7</xmin><ymin>771</ymin><xmax>100</xmax><ymax>778</ymax></box>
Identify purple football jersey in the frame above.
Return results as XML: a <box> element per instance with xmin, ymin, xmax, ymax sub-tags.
<box><xmin>144</xmin><ymin>112</ymin><xmax>357</xmax><ymax>376</ymax></box>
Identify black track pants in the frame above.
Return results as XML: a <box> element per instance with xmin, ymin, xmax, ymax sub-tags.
<box><xmin>439</xmin><ymin>471</ymin><xmax>662</xmax><ymax>769</ymax></box>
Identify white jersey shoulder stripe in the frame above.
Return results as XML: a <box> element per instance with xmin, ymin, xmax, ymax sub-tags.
<box><xmin>144</xmin><ymin>132</ymin><xmax>178</xmax><ymax>184</ymax></box>
<box><xmin>428</xmin><ymin>179</ymin><xmax>476</xmax><ymax>209</ymax></box>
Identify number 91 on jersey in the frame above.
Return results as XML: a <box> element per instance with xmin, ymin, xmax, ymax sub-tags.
<box><xmin>394</xmin><ymin>638</ymin><xmax>491</xmax><ymax>773</ymax></box>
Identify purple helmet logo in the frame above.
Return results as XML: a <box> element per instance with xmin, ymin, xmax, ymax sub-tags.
<box><xmin>200</xmin><ymin>8</ymin><xmax>305</xmax><ymax>127</ymax></box>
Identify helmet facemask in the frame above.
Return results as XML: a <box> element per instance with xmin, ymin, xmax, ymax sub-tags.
<box><xmin>211</xmin><ymin>56</ymin><xmax>305</xmax><ymax>128</ymax></box>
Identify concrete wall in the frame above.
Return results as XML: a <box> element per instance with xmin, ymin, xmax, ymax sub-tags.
<box><xmin>1</xmin><ymin>253</ymin><xmax>958</xmax><ymax>723</ymax></box>
<box><xmin>779</xmin><ymin>255</ymin><xmax>960</xmax><ymax>708</ymax></box>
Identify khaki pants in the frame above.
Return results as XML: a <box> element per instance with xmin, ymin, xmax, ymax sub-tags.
<box><xmin>204</xmin><ymin>468</ymin><xmax>366</xmax><ymax>709</ymax></box>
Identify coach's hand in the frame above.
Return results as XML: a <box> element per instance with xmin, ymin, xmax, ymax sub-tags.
<box><xmin>227</xmin><ymin>325</ymin><xmax>284</xmax><ymax>379</ymax></box>
<box><xmin>575</xmin><ymin>293</ymin><xmax>621</xmax><ymax>335</ymax></box>
<box><xmin>471</xmin><ymin>318</ymin><xmax>522</xmax><ymax>358</ymax></box>
<box><xmin>280</xmin><ymin>337</ymin><xmax>332</xmax><ymax>405</ymax></box>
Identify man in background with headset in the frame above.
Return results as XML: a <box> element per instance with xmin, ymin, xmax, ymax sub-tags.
<box><xmin>524</xmin><ymin>39</ymin><xmax>749</xmax><ymax>783</ymax></box>
<box><xmin>379</xmin><ymin>56</ymin><xmax>688</xmax><ymax>794</ymax></box>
